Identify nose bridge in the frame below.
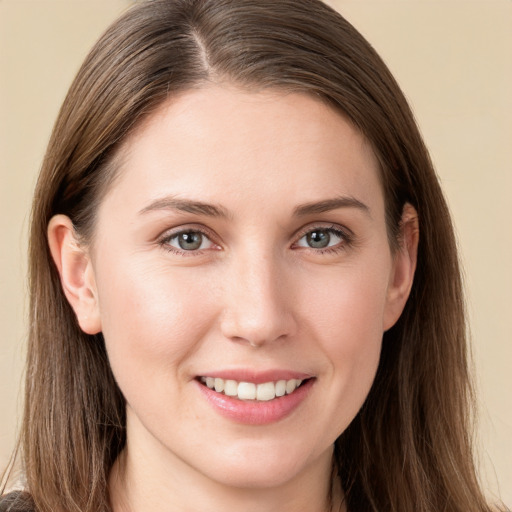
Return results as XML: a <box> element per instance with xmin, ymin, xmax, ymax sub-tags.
<box><xmin>220</xmin><ymin>245</ymin><xmax>294</xmax><ymax>346</ymax></box>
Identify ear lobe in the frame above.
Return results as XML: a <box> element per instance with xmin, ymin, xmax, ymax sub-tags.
<box><xmin>383</xmin><ymin>203</ymin><xmax>419</xmax><ymax>331</ymax></box>
<box><xmin>47</xmin><ymin>214</ymin><xmax>102</xmax><ymax>334</ymax></box>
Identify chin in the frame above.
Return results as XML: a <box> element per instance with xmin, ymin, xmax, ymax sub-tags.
<box><xmin>195</xmin><ymin>438</ymin><xmax>329</xmax><ymax>490</ymax></box>
<box><xmin>206</xmin><ymin>463</ymin><xmax>300</xmax><ymax>490</ymax></box>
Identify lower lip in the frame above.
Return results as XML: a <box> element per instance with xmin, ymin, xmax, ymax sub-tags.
<box><xmin>195</xmin><ymin>378</ymin><xmax>314</xmax><ymax>425</ymax></box>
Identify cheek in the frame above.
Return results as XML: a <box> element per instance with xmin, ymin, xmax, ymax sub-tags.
<box><xmin>302</xmin><ymin>260</ymin><xmax>389</xmax><ymax>412</ymax></box>
<box><xmin>305</xmin><ymin>259</ymin><xmax>389</xmax><ymax>347</ymax></box>
<box><xmin>94</xmin><ymin>257</ymin><xmax>218</xmax><ymax>389</ymax></box>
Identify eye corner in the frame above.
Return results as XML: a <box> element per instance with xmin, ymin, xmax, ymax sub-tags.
<box><xmin>292</xmin><ymin>223</ymin><xmax>354</xmax><ymax>254</ymax></box>
<box><xmin>158</xmin><ymin>225</ymin><xmax>222</xmax><ymax>256</ymax></box>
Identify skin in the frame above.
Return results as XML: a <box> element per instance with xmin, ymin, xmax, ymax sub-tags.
<box><xmin>49</xmin><ymin>85</ymin><xmax>418</xmax><ymax>512</ymax></box>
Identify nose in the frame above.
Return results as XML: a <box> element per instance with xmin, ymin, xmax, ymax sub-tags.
<box><xmin>219</xmin><ymin>252</ymin><xmax>297</xmax><ymax>347</ymax></box>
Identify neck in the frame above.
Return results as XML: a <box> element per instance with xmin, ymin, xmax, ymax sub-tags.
<box><xmin>108</xmin><ymin>442</ymin><xmax>345</xmax><ymax>512</ymax></box>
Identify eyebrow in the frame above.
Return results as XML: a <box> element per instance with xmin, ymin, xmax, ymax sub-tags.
<box><xmin>139</xmin><ymin>195</ymin><xmax>370</xmax><ymax>219</ymax></box>
<box><xmin>293</xmin><ymin>196</ymin><xmax>370</xmax><ymax>217</ymax></box>
<box><xmin>139</xmin><ymin>196</ymin><xmax>230</xmax><ymax>218</ymax></box>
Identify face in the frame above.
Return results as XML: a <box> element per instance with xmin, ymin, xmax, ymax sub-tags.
<box><xmin>56</xmin><ymin>86</ymin><xmax>415</xmax><ymax>491</ymax></box>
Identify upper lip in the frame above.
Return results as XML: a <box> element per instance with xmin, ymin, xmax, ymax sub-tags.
<box><xmin>195</xmin><ymin>369</ymin><xmax>313</xmax><ymax>384</ymax></box>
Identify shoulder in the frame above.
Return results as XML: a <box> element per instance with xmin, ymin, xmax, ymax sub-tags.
<box><xmin>0</xmin><ymin>491</ymin><xmax>34</xmax><ymax>512</ymax></box>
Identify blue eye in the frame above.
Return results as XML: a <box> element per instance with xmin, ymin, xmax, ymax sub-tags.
<box><xmin>165</xmin><ymin>230</ymin><xmax>214</xmax><ymax>251</ymax></box>
<box><xmin>296</xmin><ymin>227</ymin><xmax>345</xmax><ymax>250</ymax></box>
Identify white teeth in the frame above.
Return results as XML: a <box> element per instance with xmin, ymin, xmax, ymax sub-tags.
<box><xmin>224</xmin><ymin>379</ymin><xmax>238</xmax><ymax>396</ymax></box>
<box><xmin>275</xmin><ymin>380</ymin><xmax>286</xmax><ymax>397</ymax></box>
<box><xmin>200</xmin><ymin>376</ymin><xmax>305</xmax><ymax>401</ymax></box>
<box><xmin>238</xmin><ymin>382</ymin><xmax>256</xmax><ymax>400</ymax></box>
<box><xmin>256</xmin><ymin>382</ymin><xmax>276</xmax><ymax>401</ymax></box>
<box><xmin>214</xmin><ymin>378</ymin><xmax>224</xmax><ymax>393</ymax></box>
<box><xmin>286</xmin><ymin>379</ymin><xmax>298</xmax><ymax>394</ymax></box>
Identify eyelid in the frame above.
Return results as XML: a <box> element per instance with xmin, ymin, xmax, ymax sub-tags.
<box><xmin>291</xmin><ymin>223</ymin><xmax>354</xmax><ymax>251</ymax></box>
<box><xmin>156</xmin><ymin>221</ymin><xmax>354</xmax><ymax>256</ymax></box>
<box><xmin>157</xmin><ymin>224</ymin><xmax>221</xmax><ymax>253</ymax></box>
<box><xmin>293</xmin><ymin>222</ymin><xmax>353</xmax><ymax>242</ymax></box>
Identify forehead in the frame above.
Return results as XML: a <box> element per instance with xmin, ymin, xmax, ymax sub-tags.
<box><xmin>102</xmin><ymin>85</ymin><xmax>383</xmax><ymax>218</ymax></box>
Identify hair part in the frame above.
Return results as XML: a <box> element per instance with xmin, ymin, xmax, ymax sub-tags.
<box><xmin>2</xmin><ymin>1</ymin><xmax>496</xmax><ymax>511</ymax></box>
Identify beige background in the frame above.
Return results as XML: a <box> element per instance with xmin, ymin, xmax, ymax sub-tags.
<box><xmin>1</xmin><ymin>0</ymin><xmax>510</xmax><ymax>506</ymax></box>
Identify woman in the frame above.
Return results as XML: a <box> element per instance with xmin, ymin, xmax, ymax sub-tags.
<box><xmin>0</xmin><ymin>0</ymin><xmax>502</xmax><ymax>511</ymax></box>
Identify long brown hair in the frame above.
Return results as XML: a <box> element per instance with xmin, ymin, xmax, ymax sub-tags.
<box><xmin>1</xmin><ymin>0</ymin><xmax>498</xmax><ymax>510</ymax></box>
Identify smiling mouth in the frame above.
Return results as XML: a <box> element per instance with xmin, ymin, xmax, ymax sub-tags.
<box><xmin>198</xmin><ymin>376</ymin><xmax>308</xmax><ymax>402</ymax></box>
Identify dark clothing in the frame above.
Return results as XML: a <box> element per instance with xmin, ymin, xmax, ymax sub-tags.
<box><xmin>0</xmin><ymin>492</ymin><xmax>34</xmax><ymax>512</ymax></box>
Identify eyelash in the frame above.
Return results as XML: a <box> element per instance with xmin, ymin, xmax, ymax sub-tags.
<box><xmin>158</xmin><ymin>226</ymin><xmax>219</xmax><ymax>256</ymax></box>
<box><xmin>157</xmin><ymin>224</ymin><xmax>352</xmax><ymax>256</ymax></box>
<box><xmin>293</xmin><ymin>225</ymin><xmax>352</xmax><ymax>255</ymax></box>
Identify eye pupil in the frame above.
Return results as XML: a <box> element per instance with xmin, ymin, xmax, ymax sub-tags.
<box><xmin>178</xmin><ymin>231</ymin><xmax>203</xmax><ymax>250</ymax></box>
<box><xmin>307</xmin><ymin>230</ymin><xmax>330</xmax><ymax>248</ymax></box>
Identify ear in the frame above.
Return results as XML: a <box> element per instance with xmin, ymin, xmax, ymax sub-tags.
<box><xmin>47</xmin><ymin>214</ymin><xmax>102</xmax><ymax>334</ymax></box>
<box><xmin>383</xmin><ymin>203</ymin><xmax>419</xmax><ymax>331</ymax></box>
